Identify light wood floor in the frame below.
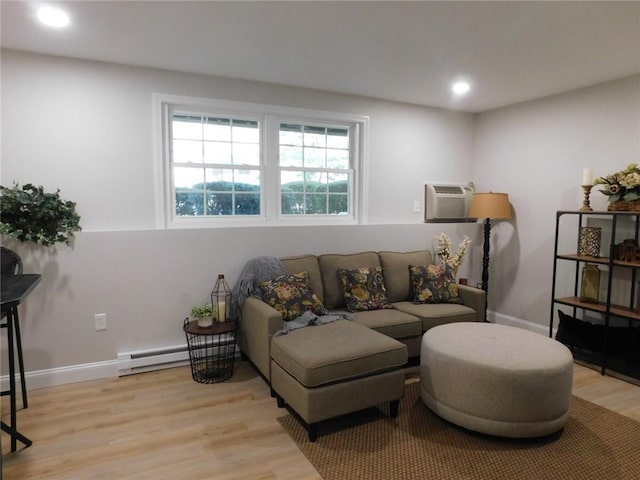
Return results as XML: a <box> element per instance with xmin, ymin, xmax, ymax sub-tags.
<box><xmin>2</xmin><ymin>361</ymin><xmax>639</xmax><ymax>480</ymax></box>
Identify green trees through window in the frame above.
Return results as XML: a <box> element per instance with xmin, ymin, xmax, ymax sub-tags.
<box><xmin>175</xmin><ymin>179</ymin><xmax>348</xmax><ymax>216</ymax></box>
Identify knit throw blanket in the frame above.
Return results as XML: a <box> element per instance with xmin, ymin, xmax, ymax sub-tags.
<box><xmin>230</xmin><ymin>256</ymin><xmax>288</xmax><ymax>321</ymax></box>
<box><xmin>273</xmin><ymin>311</ymin><xmax>352</xmax><ymax>336</ymax></box>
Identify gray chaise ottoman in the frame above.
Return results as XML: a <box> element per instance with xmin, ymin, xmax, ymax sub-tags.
<box><xmin>420</xmin><ymin>322</ymin><xmax>573</xmax><ymax>438</ymax></box>
<box><xmin>271</xmin><ymin>319</ymin><xmax>407</xmax><ymax>441</ymax></box>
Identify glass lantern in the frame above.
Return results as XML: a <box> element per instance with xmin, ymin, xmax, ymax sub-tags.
<box><xmin>211</xmin><ymin>274</ymin><xmax>232</xmax><ymax>323</ymax></box>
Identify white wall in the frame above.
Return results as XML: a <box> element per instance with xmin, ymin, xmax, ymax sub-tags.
<box><xmin>5</xmin><ymin>49</ymin><xmax>637</xmax><ymax>385</ymax></box>
<box><xmin>1</xmin><ymin>50</ymin><xmax>479</xmax><ymax>380</ymax></box>
<box><xmin>1</xmin><ymin>50</ymin><xmax>475</xmax><ymax>230</ymax></box>
<box><xmin>473</xmin><ymin>75</ymin><xmax>640</xmax><ymax>329</ymax></box>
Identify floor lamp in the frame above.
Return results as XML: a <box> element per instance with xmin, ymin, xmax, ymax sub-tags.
<box><xmin>468</xmin><ymin>192</ymin><xmax>513</xmax><ymax>322</ymax></box>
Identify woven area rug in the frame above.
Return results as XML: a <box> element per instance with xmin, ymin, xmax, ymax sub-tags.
<box><xmin>277</xmin><ymin>381</ymin><xmax>640</xmax><ymax>480</ymax></box>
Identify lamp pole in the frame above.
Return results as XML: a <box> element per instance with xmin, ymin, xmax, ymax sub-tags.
<box><xmin>468</xmin><ymin>192</ymin><xmax>512</xmax><ymax>324</ymax></box>
<box><xmin>481</xmin><ymin>218</ymin><xmax>491</xmax><ymax>322</ymax></box>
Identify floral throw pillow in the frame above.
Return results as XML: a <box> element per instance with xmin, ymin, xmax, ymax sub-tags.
<box><xmin>409</xmin><ymin>264</ymin><xmax>463</xmax><ymax>304</ymax></box>
<box><xmin>337</xmin><ymin>266</ymin><xmax>393</xmax><ymax>312</ymax></box>
<box><xmin>258</xmin><ymin>271</ymin><xmax>329</xmax><ymax>322</ymax></box>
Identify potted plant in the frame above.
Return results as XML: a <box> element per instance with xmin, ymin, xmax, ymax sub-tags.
<box><xmin>0</xmin><ymin>183</ymin><xmax>81</xmax><ymax>246</ymax></box>
<box><xmin>190</xmin><ymin>303</ymin><xmax>217</xmax><ymax>328</ymax></box>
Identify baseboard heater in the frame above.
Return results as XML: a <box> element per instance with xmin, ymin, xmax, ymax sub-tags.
<box><xmin>116</xmin><ymin>341</ymin><xmax>241</xmax><ymax>376</ymax></box>
<box><xmin>117</xmin><ymin>344</ymin><xmax>191</xmax><ymax>376</ymax></box>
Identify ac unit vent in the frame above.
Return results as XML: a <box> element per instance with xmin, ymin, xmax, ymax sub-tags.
<box><xmin>424</xmin><ymin>182</ymin><xmax>475</xmax><ymax>223</ymax></box>
<box><xmin>433</xmin><ymin>185</ymin><xmax>465</xmax><ymax>195</ymax></box>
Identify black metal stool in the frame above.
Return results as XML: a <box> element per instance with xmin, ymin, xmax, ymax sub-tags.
<box><xmin>1</xmin><ymin>246</ymin><xmax>29</xmax><ymax>409</ymax></box>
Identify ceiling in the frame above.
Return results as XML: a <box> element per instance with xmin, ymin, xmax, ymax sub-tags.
<box><xmin>2</xmin><ymin>1</ymin><xmax>639</xmax><ymax>113</ymax></box>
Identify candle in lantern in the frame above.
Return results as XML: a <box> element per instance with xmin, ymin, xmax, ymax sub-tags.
<box><xmin>218</xmin><ymin>301</ymin><xmax>226</xmax><ymax>322</ymax></box>
<box><xmin>582</xmin><ymin>168</ymin><xmax>594</xmax><ymax>186</ymax></box>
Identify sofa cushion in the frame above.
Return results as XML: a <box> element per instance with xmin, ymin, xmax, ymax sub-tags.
<box><xmin>379</xmin><ymin>250</ymin><xmax>433</xmax><ymax>303</ymax></box>
<box><xmin>392</xmin><ymin>301</ymin><xmax>477</xmax><ymax>331</ymax></box>
<box><xmin>351</xmin><ymin>309</ymin><xmax>422</xmax><ymax>339</ymax></box>
<box><xmin>258</xmin><ymin>271</ymin><xmax>328</xmax><ymax>322</ymax></box>
<box><xmin>337</xmin><ymin>266</ymin><xmax>393</xmax><ymax>312</ymax></box>
<box><xmin>270</xmin><ymin>319</ymin><xmax>407</xmax><ymax>388</ymax></box>
<box><xmin>409</xmin><ymin>264</ymin><xmax>462</xmax><ymax>304</ymax></box>
<box><xmin>318</xmin><ymin>252</ymin><xmax>380</xmax><ymax>309</ymax></box>
<box><xmin>281</xmin><ymin>254</ymin><xmax>324</xmax><ymax>303</ymax></box>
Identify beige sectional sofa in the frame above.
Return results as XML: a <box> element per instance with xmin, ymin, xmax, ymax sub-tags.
<box><xmin>238</xmin><ymin>249</ymin><xmax>486</xmax><ymax>441</ymax></box>
<box><xmin>239</xmin><ymin>249</ymin><xmax>486</xmax><ymax>382</ymax></box>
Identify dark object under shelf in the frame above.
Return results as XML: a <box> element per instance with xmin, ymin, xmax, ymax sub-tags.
<box><xmin>556</xmin><ymin>311</ymin><xmax>640</xmax><ymax>365</ymax></box>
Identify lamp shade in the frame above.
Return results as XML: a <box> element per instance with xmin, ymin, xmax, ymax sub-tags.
<box><xmin>468</xmin><ymin>192</ymin><xmax>512</xmax><ymax>220</ymax></box>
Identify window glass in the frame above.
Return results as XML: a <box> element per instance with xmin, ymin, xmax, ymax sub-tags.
<box><xmin>233</xmin><ymin>143</ymin><xmax>260</xmax><ymax>166</ymax></box>
<box><xmin>232</xmin><ymin>120</ymin><xmax>259</xmax><ymax>143</ymax></box>
<box><xmin>172</xmin><ymin>113</ymin><xmax>261</xmax><ymax>217</ymax></box>
<box><xmin>173</xmin><ymin>115</ymin><xmax>203</xmax><ymax>140</ymax></box>
<box><xmin>203</xmin><ymin>117</ymin><xmax>230</xmax><ymax>141</ymax></box>
<box><xmin>280</xmin><ymin>124</ymin><xmax>303</xmax><ymax>146</ymax></box>
<box><xmin>203</xmin><ymin>141</ymin><xmax>231</xmax><ymax>164</ymax></box>
<box><xmin>279</xmin><ymin>123</ymin><xmax>351</xmax><ymax>216</ymax></box>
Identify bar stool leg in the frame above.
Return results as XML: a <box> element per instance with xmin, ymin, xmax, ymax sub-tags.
<box><xmin>7</xmin><ymin>309</ymin><xmax>17</xmax><ymax>452</ymax></box>
<box><xmin>1</xmin><ymin>308</ymin><xmax>33</xmax><ymax>452</ymax></box>
<box><xmin>13</xmin><ymin>311</ymin><xmax>28</xmax><ymax>409</ymax></box>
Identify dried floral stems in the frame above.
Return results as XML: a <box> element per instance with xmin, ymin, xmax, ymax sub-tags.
<box><xmin>435</xmin><ymin>232</ymin><xmax>471</xmax><ymax>271</ymax></box>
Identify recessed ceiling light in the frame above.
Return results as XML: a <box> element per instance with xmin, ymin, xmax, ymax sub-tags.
<box><xmin>452</xmin><ymin>81</ymin><xmax>470</xmax><ymax>95</ymax></box>
<box><xmin>37</xmin><ymin>6</ymin><xmax>70</xmax><ymax>28</ymax></box>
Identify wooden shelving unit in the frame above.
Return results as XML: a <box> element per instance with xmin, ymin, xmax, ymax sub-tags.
<box><xmin>549</xmin><ymin>210</ymin><xmax>640</xmax><ymax>382</ymax></box>
<box><xmin>554</xmin><ymin>296</ymin><xmax>640</xmax><ymax>322</ymax></box>
<box><xmin>556</xmin><ymin>253</ymin><xmax>640</xmax><ymax>269</ymax></box>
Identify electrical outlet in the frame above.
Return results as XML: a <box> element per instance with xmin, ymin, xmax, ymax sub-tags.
<box><xmin>94</xmin><ymin>313</ymin><xmax>107</xmax><ymax>331</ymax></box>
<box><xmin>412</xmin><ymin>200</ymin><xmax>420</xmax><ymax>213</ymax></box>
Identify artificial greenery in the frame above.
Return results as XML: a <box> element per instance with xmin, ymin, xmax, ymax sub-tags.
<box><xmin>190</xmin><ymin>303</ymin><xmax>217</xmax><ymax>319</ymax></box>
<box><xmin>594</xmin><ymin>163</ymin><xmax>640</xmax><ymax>203</ymax></box>
<box><xmin>0</xmin><ymin>183</ymin><xmax>81</xmax><ymax>246</ymax></box>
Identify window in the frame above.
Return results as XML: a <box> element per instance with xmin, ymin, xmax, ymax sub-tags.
<box><xmin>172</xmin><ymin>114</ymin><xmax>261</xmax><ymax>216</ymax></box>
<box><xmin>279</xmin><ymin>124</ymin><xmax>351</xmax><ymax>216</ymax></box>
<box><xmin>156</xmin><ymin>94</ymin><xmax>367</xmax><ymax>227</ymax></box>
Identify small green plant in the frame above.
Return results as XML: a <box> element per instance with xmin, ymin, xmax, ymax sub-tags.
<box><xmin>191</xmin><ymin>303</ymin><xmax>217</xmax><ymax>327</ymax></box>
<box><xmin>190</xmin><ymin>303</ymin><xmax>217</xmax><ymax>319</ymax></box>
<box><xmin>0</xmin><ymin>183</ymin><xmax>81</xmax><ymax>246</ymax></box>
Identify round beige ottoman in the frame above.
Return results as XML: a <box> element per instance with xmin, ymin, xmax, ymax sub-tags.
<box><xmin>420</xmin><ymin>322</ymin><xmax>573</xmax><ymax>438</ymax></box>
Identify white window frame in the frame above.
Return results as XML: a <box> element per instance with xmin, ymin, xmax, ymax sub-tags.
<box><xmin>153</xmin><ymin>93</ymin><xmax>369</xmax><ymax>229</ymax></box>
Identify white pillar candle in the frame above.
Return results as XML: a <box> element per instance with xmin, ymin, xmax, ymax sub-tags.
<box><xmin>217</xmin><ymin>301</ymin><xmax>226</xmax><ymax>322</ymax></box>
<box><xmin>582</xmin><ymin>168</ymin><xmax>594</xmax><ymax>186</ymax></box>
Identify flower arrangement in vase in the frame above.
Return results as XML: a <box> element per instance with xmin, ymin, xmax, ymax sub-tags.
<box><xmin>594</xmin><ymin>163</ymin><xmax>640</xmax><ymax>211</ymax></box>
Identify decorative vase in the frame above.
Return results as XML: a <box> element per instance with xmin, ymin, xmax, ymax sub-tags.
<box><xmin>580</xmin><ymin>264</ymin><xmax>600</xmax><ymax>303</ymax></box>
<box><xmin>577</xmin><ymin>227</ymin><xmax>601</xmax><ymax>257</ymax></box>
<box><xmin>197</xmin><ymin>316</ymin><xmax>213</xmax><ymax>328</ymax></box>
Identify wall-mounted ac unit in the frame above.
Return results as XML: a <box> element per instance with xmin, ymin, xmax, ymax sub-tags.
<box><xmin>424</xmin><ymin>182</ymin><xmax>475</xmax><ymax>223</ymax></box>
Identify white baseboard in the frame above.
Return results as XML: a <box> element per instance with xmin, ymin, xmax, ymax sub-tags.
<box><xmin>1</xmin><ymin>359</ymin><xmax>119</xmax><ymax>392</ymax></box>
<box><xmin>491</xmin><ymin>311</ymin><xmax>555</xmax><ymax>337</ymax></box>
<box><xmin>2</xmin><ymin>312</ymin><xmax>554</xmax><ymax>392</ymax></box>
